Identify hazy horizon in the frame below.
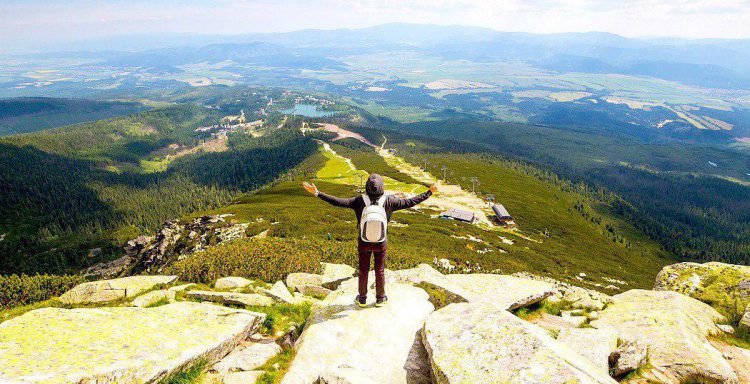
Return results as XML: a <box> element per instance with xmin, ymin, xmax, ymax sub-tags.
<box><xmin>2</xmin><ymin>0</ymin><xmax>750</xmax><ymax>54</ymax></box>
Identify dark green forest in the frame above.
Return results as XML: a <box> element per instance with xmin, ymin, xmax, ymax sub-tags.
<box><xmin>0</xmin><ymin>105</ymin><xmax>317</xmax><ymax>274</ymax></box>
<box><xmin>360</xmin><ymin>120</ymin><xmax>750</xmax><ymax>265</ymax></box>
<box><xmin>0</xmin><ymin>97</ymin><xmax>148</xmax><ymax>137</ymax></box>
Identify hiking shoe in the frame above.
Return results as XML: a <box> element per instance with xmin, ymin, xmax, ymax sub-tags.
<box><xmin>375</xmin><ymin>296</ymin><xmax>388</xmax><ymax>307</ymax></box>
<box><xmin>355</xmin><ymin>295</ymin><xmax>367</xmax><ymax>308</ymax></box>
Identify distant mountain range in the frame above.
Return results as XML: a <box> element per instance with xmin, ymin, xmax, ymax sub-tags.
<box><xmin>12</xmin><ymin>23</ymin><xmax>750</xmax><ymax>90</ymax></box>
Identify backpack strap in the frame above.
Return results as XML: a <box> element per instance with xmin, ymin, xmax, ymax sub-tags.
<box><xmin>362</xmin><ymin>195</ymin><xmax>370</xmax><ymax>206</ymax></box>
<box><xmin>376</xmin><ymin>195</ymin><xmax>387</xmax><ymax>207</ymax></box>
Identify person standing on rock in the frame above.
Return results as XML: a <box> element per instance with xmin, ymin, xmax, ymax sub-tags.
<box><xmin>303</xmin><ymin>174</ymin><xmax>438</xmax><ymax>308</ymax></box>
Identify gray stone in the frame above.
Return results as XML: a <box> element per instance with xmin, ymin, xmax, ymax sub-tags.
<box><xmin>423</xmin><ymin>301</ymin><xmax>616</xmax><ymax>384</ymax></box>
<box><xmin>286</xmin><ymin>273</ymin><xmax>324</xmax><ymax>291</ymax></box>
<box><xmin>610</xmin><ymin>339</ymin><xmax>648</xmax><ymax>377</ymax></box>
<box><xmin>60</xmin><ymin>275</ymin><xmax>177</xmax><ymax>304</ymax></box>
<box><xmin>282</xmin><ymin>283</ymin><xmax>434</xmax><ymax>384</ymax></box>
<box><xmin>215</xmin><ymin>277</ymin><xmax>254</xmax><ymax>290</ymax></box>
<box><xmin>212</xmin><ymin>339</ymin><xmax>281</xmax><ymax>373</ymax></box>
<box><xmin>557</xmin><ymin>328</ymin><xmax>618</xmax><ymax>373</ymax></box>
<box><xmin>263</xmin><ymin>281</ymin><xmax>296</xmax><ymax>304</ymax></box>
<box><xmin>187</xmin><ymin>290</ymin><xmax>275</xmax><ymax>307</ymax></box>
<box><xmin>130</xmin><ymin>289</ymin><xmax>175</xmax><ymax>307</ymax></box>
<box><xmin>740</xmin><ymin>304</ymin><xmax>750</xmax><ymax>331</ymax></box>
<box><xmin>0</xmin><ymin>302</ymin><xmax>264</xmax><ymax>383</ymax></box>
<box><xmin>591</xmin><ymin>289</ymin><xmax>738</xmax><ymax>383</ymax></box>
<box><xmin>297</xmin><ymin>284</ymin><xmax>332</xmax><ymax>298</ymax></box>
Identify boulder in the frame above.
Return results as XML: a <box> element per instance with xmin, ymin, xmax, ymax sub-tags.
<box><xmin>282</xmin><ymin>283</ymin><xmax>434</xmax><ymax>384</ymax></box>
<box><xmin>320</xmin><ymin>262</ymin><xmax>356</xmax><ymax>289</ymax></box>
<box><xmin>187</xmin><ymin>290</ymin><xmax>275</xmax><ymax>307</ymax></box>
<box><xmin>297</xmin><ymin>284</ymin><xmax>332</xmax><ymax>298</ymax></box>
<box><xmin>422</xmin><ymin>301</ymin><xmax>616</xmax><ymax>383</ymax></box>
<box><xmin>60</xmin><ymin>275</ymin><xmax>177</xmax><ymax>304</ymax></box>
<box><xmin>556</xmin><ymin>328</ymin><xmax>618</xmax><ymax>373</ymax></box>
<box><xmin>212</xmin><ymin>338</ymin><xmax>281</xmax><ymax>373</ymax></box>
<box><xmin>740</xmin><ymin>303</ymin><xmax>750</xmax><ymax>331</ymax></box>
<box><xmin>215</xmin><ymin>277</ymin><xmax>254</xmax><ymax>290</ymax></box>
<box><xmin>591</xmin><ymin>289</ymin><xmax>738</xmax><ymax>383</ymax></box>
<box><xmin>0</xmin><ymin>302</ymin><xmax>264</xmax><ymax>383</ymax></box>
<box><xmin>654</xmin><ymin>261</ymin><xmax>750</xmax><ymax>317</ymax></box>
<box><xmin>130</xmin><ymin>289</ymin><xmax>175</xmax><ymax>307</ymax></box>
<box><xmin>263</xmin><ymin>281</ymin><xmax>296</xmax><ymax>304</ymax></box>
<box><xmin>610</xmin><ymin>339</ymin><xmax>648</xmax><ymax>377</ymax></box>
<box><xmin>287</xmin><ymin>273</ymin><xmax>324</xmax><ymax>291</ymax></box>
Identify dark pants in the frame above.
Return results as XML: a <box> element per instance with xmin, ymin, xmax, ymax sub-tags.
<box><xmin>358</xmin><ymin>242</ymin><xmax>387</xmax><ymax>299</ymax></box>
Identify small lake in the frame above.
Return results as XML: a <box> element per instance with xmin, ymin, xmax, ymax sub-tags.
<box><xmin>281</xmin><ymin>104</ymin><xmax>336</xmax><ymax>118</ymax></box>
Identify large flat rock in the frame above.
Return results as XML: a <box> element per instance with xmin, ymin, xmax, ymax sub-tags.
<box><xmin>423</xmin><ymin>301</ymin><xmax>616</xmax><ymax>384</ymax></box>
<box><xmin>441</xmin><ymin>273</ymin><xmax>555</xmax><ymax>309</ymax></box>
<box><xmin>591</xmin><ymin>289</ymin><xmax>738</xmax><ymax>383</ymax></box>
<box><xmin>0</xmin><ymin>302</ymin><xmax>264</xmax><ymax>383</ymax></box>
<box><xmin>60</xmin><ymin>275</ymin><xmax>177</xmax><ymax>304</ymax></box>
<box><xmin>392</xmin><ymin>264</ymin><xmax>555</xmax><ymax>309</ymax></box>
<box><xmin>282</xmin><ymin>283</ymin><xmax>434</xmax><ymax>384</ymax></box>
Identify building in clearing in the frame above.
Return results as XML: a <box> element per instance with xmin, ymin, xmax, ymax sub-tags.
<box><xmin>439</xmin><ymin>208</ymin><xmax>475</xmax><ymax>223</ymax></box>
<box><xmin>492</xmin><ymin>204</ymin><xmax>516</xmax><ymax>228</ymax></box>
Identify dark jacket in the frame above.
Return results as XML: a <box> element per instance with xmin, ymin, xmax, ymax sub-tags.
<box><xmin>318</xmin><ymin>174</ymin><xmax>432</xmax><ymax>245</ymax></box>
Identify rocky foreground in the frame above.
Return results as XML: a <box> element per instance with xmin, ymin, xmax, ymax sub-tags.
<box><xmin>1</xmin><ymin>262</ymin><xmax>749</xmax><ymax>383</ymax></box>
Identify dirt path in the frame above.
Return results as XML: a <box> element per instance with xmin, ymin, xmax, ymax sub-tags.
<box><xmin>314</xmin><ymin>125</ymin><xmax>496</xmax><ymax>229</ymax></box>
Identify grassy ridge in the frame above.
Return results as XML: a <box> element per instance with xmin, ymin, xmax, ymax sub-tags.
<box><xmin>190</xmin><ymin>144</ymin><xmax>672</xmax><ymax>289</ymax></box>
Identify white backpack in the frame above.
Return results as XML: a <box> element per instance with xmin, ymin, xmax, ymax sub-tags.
<box><xmin>360</xmin><ymin>195</ymin><xmax>388</xmax><ymax>243</ymax></box>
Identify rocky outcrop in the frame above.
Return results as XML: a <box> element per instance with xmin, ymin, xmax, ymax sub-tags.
<box><xmin>0</xmin><ymin>302</ymin><xmax>265</xmax><ymax>383</ymax></box>
<box><xmin>654</xmin><ymin>261</ymin><xmax>750</xmax><ymax>317</ymax></box>
<box><xmin>59</xmin><ymin>275</ymin><xmax>177</xmax><ymax>304</ymax></box>
<box><xmin>282</xmin><ymin>283</ymin><xmax>435</xmax><ymax>384</ymax></box>
<box><xmin>591</xmin><ymin>289</ymin><xmax>737</xmax><ymax>383</ymax></box>
<box><xmin>423</xmin><ymin>301</ymin><xmax>616</xmax><ymax>384</ymax></box>
<box><xmin>124</xmin><ymin>215</ymin><xmax>249</xmax><ymax>274</ymax></box>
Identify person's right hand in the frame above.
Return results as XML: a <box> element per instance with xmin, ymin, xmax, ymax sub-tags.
<box><xmin>430</xmin><ymin>182</ymin><xmax>440</xmax><ymax>193</ymax></box>
<box><xmin>303</xmin><ymin>182</ymin><xmax>318</xmax><ymax>196</ymax></box>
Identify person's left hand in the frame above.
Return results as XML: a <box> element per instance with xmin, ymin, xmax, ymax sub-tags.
<box><xmin>303</xmin><ymin>182</ymin><xmax>318</xmax><ymax>195</ymax></box>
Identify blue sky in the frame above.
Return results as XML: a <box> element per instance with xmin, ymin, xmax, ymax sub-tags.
<box><xmin>1</xmin><ymin>0</ymin><xmax>749</xmax><ymax>50</ymax></box>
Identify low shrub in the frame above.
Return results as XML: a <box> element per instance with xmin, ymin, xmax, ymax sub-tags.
<box><xmin>166</xmin><ymin>237</ymin><xmax>333</xmax><ymax>283</ymax></box>
<box><xmin>0</xmin><ymin>274</ymin><xmax>84</xmax><ymax>309</ymax></box>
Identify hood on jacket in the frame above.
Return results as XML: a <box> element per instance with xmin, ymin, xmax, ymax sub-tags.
<box><xmin>365</xmin><ymin>173</ymin><xmax>384</xmax><ymax>199</ymax></box>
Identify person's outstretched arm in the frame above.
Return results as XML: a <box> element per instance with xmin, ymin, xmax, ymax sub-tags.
<box><xmin>303</xmin><ymin>182</ymin><xmax>357</xmax><ymax>208</ymax></box>
<box><xmin>389</xmin><ymin>183</ymin><xmax>439</xmax><ymax>211</ymax></box>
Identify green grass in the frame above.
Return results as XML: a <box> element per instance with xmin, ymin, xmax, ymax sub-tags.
<box><xmin>255</xmin><ymin>347</ymin><xmax>296</xmax><ymax>384</ymax></box>
<box><xmin>159</xmin><ymin>360</ymin><xmax>207</xmax><ymax>384</ymax></box>
<box><xmin>712</xmin><ymin>327</ymin><xmax>750</xmax><ymax>350</ymax></box>
<box><xmin>513</xmin><ymin>298</ymin><xmax>569</xmax><ymax>321</ymax></box>
<box><xmin>244</xmin><ymin>302</ymin><xmax>312</xmax><ymax>337</ymax></box>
